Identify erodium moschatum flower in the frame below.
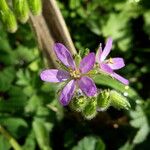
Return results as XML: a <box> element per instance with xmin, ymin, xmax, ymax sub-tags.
<box><xmin>40</xmin><ymin>43</ymin><xmax>97</xmax><ymax>106</ymax></box>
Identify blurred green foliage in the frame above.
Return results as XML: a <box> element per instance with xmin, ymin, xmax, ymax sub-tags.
<box><xmin>0</xmin><ymin>0</ymin><xmax>150</xmax><ymax>150</ymax></box>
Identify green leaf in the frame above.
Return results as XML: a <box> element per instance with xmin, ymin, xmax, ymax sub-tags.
<box><xmin>72</xmin><ymin>136</ymin><xmax>105</xmax><ymax>150</ymax></box>
<box><xmin>32</xmin><ymin>119</ymin><xmax>52</xmax><ymax>150</ymax></box>
<box><xmin>143</xmin><ymin>10</ymin><xmax>150</xmax><ymax>36</ymax></box>
<box><xmin>119</xmin><ymin>141</ymin><xmax>134</xmax><ymax>150</ymax></box>
<box><xmin>133</xmin><ymin>124</ymin><xmax>149</xmax><ymax>144</ymax></box>
<box><xmin>94</xmin><ymin>74</ymin><xmax>140</xmax><ymax>101</ymax></box>
<box><xmin>16</xmin><ymin>69</ymin><xmax>31</xmax><ymax>86</ymax></box>
<box><xmin>0</xmin><ymin>117</ymin><xmax>28</xmax><ymax>138</ymax></box>
<box><xmin>69</xmin><ymin>0</ymin><xmax>81</xmax><ymax>10</ymax></box>
<box><xmin>130</xmin><ymin>105</ymin><xmax>150</xmax><ymax>144</ymax></box>
<box><xmin>23</xmin><ymin>130</ymin><xmax>36</xmax><ymax>150</ymax></box>
<box><xmin>0</xmin><ymin>27</ymin><xmax>11</xmax><ymax>50</ymax></box>
<box><xmin>101</xmin><ymin>12</ymin><xmax>132</xmax><ymax>51</ymax></box>
<box><xmin>0</xmin><ymin>92</ymin><xmax>27</xmax><ymax>113</ymax></box>
<box><xmin>0</xmin><ymin>67</ymin><xmax>15</xmax><ymax>92</ymax></box>
<box><xmin>15</xmin><ymin>46</ymin><xmax>39</xmax><ymax>63</ymax></box>
<box><xmin>25</xmin><ymin>94</ymin><xmax>42</xmax><ymax>114</ymax></box>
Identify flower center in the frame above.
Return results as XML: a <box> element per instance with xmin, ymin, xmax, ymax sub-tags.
<box><xmin>70</xmin><ymin>69</ymin><xmax>81</xmax><ymax>79</ymax></box>
<box><xmin>106</xmin><ymin>58</ymin><xmax>113</xmax><ymax>64</ymax></box>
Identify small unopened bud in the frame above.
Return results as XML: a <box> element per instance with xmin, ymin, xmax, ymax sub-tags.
<box><xmin>97</xmin><ymin>90</ymin><xmax>111</xmax><ymax>111</ymax></box>
<box><xmin>110</xmin><ymin>90</ymin><xmax>131</xmax><ymax>110</ymax></box>
<box><xmin>88</xmin><ymin>69</ymin><xmax>98</xmax><ymax>75</ymax></box>
<box><xmin>70</xmin><ymin>96</ymin><xmax>87</xmax><ymax>112</ymax></box>
<box><xmin>74</xmin><ymin>54</ymin><xmax>81</xmax><ymax>67</ymax></box>
<box><xmin>0</xmin><ymin>9</ymin><xmax>18</xmax><ymax>33</ymax></box>
<box><xmin>13</xmin><ymin>0</ymin><xmax>29</xmax><ymax>23</ymax></box>
<box><xmin>82</xmin><ymin>97</ymin><xmax>97</xmax><ymax>120</ymax></box>
<box><xmin>80</xmin><ymin>48</ymin><xmax>90</xmax><ymax>58</ymax></box>
<box><xmin>27</xmin><ymin>0</ymin><xmax>42</xmax><ymax>15</ymax></box>
<box><xmin>0</xmin><ymin>0</ymin><xmax>9</xmax><ymax>11</ymax></box>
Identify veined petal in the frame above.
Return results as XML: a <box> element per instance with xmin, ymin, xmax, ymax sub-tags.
<box><xmin>40</xmin><ymin>69</ymin><xmax>70</xmax><ymax>83</ymax></box>
<box><xmin>96</xmin><ymin>46</ymin><xmax>103</xmax><ymax>63</ymax></box>
<box><xmin>54</xmin><ymin>43</ymin><xmax>75</xmax><ymax>69</ymax></box>
<box><xmin>107</xmin><ymin>58</ymin><xmax>125</xmax><ymax>70</ymax></box>
<box><xmin>101</xmin><ymin>37</ymin><xmax>112</xmax><ymax>61</ymax></box>
<box><xmin>100</xmin><ymin>63</ymin><xmax>113</xmax><ymax>74</ymax></box>
<box><xmin>111</xmin><ymin>73</ymin><xmax>129</xmax><ymax>85</ymax></box>
<box><xmin>60</xmin><ymin>80</ymin><xmax>76</xmax><ymax>106</ymax></box>
<box><xmin>79</xmin><ymin>53</ymin><xmax>95</xmax><ymax>73</ymax></box>
<box><xmin>78</xmin><ymin>76</ymin><xmax>97</xmax><ymax>96</ymax></box>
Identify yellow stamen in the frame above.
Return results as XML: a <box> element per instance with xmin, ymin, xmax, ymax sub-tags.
<box><xmin>70</xmin><ymin>69</ymin><xmax>81</xmax><ymax>79</ymax></box>
<box><xmin>107</xmin><ymin>58</ymin><xmax>113</xmax><ymax>64</ymax></box>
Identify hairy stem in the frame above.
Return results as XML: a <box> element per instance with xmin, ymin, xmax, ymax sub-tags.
<box><xmin>0</xmin><ymin>125</ymin><xmax>22</xmax><ymax>150</ymax></box>
<box><xmin>29</xmin><ymin>0</ymin><xmax>76</xmax><ymax>67</ymax></box>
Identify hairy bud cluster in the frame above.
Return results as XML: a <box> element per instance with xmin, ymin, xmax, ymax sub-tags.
<box><xmin>69</xmin><ymin>89</ymin><xmax>131</xmax><ymax>120</ymax></box>
<box><xmin>0</xmin><ymin>0</ymin><xmax>42</xmax><ymax>32</ymax></box>
<box><xmin>13</xmin><ymin>0</ymin><xmax>30</xmax><ymax>23</ymax></box>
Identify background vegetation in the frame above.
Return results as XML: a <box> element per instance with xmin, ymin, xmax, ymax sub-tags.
<box><xmin>0</xmin><ymin>0</ymin><xmax>150</xmax><ymax>150</ymax></box>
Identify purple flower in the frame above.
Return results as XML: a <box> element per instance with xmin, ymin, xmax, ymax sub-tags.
<box><xmin>96</xmin><ymin>37</ymin><xmax>129</xmax><ymax>85</ymax></box>
<box><xmin>40</xmin><ymin>43</ymin><xmax>97</xmax><ymax>106</ymax></box>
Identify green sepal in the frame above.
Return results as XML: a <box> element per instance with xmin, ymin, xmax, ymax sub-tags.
<box><xmin>56</xmin><ymin>60</ymin><xmax>69</xmax><ymax>71</ymax></box>
<box><xmin>13</xmin><ymin>0</ymin><xmax>30</xmax><ymax>23</ymax></box>
<box><xmin>110</xmin><ymin>90</ymin><xmax>131</xmax><ymax>110</ymax></box>
<box><xmin>74</xmin><ymin>54</ymin><xmax>81</xmax><ymax>67</ymax></box>
<box><xmin>70</xmin><ymin>96</ymin><xmax>87</xmax><ymax>112</ymax></box>
<box><xmin>27</xmin><ymin>0</ymin><xmax>42</xmax><ymax>16</ymax></box>
<box><xmin>80</xmin><ymin>48</ymin><xmax>90</xmax><ymax>58</ymax></box>
<box><xmin>82</xmin><ymin>97</ymin><xmax>97</xmax><ymax>120</ymax></box>
<box><xmin>87</xmin><ymin>69</ymin><xmax>98</xmax><ymax>76</ymax></box>
<box><xmin>97</xmin><ymin>90</ymin><xmax>111</xmax><ymax>111</ymax></box>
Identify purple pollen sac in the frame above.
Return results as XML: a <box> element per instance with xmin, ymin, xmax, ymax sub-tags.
<box><xmin>96</xmin><ymin>37</ymin><xmax>129</xmax><ymax>85</ymax></box>
<box><xmin>40</xmin><ymin>43</ymin><xmax>97</xmax><ymax>106</ymax></box>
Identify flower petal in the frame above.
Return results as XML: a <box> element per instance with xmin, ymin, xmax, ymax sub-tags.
<box><xmin>40</xmin><ymin>69</ymin><xmax>70</xmax><ymax>82</ymax></box>
<box><xmin>60</xmin><ymin>80</ymin><xmax>76</xmax><ymax>106</ymax></box>
<box><xmin>96</xmin><ymin>46</ymin><xmax>102</xmax><ymax>63</ymax></box>
<box><xmin>101</xmin><ymin>37</ymin><xmax>112</xmax><ymax>61</ymax></box>
<box><xmin>100</xmin><ymin>63</ymin><xmax>113</xmax><ymax>74</ymax></box>
<box><xmin>54</xmin><ymin>43</ymin><xmax>75</xmax><ymax>69</ymax></box>
<box><xmin>78</xmin><ymin>76</ymin><xmax>97</xmax><ymax>96</ymax></box>
<box><xmin>79</xmin><ymin>53</ymin><xmax>95</xmax><ymax>73</ymax></box>
<box><xmin>107</xmin><ymin>58</ymin><xmax>125</xmax><ymax>70</ymax></box>
<box><xmin>111</xmin><ymin>73</ymin><xmax>129</xmax><ymax>85</ymax></box>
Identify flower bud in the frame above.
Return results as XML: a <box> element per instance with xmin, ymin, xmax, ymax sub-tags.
<box><xmin>82</xmin><ymin>97</ymin><xmax>97</xmax><ymax>120</ymax></box>
<box><xmin>97</xmin><ymin>90</ymin><xmax>111</xmax><ymax>111</ymax></box>
<box><xmin>110</xmin><ymin>90</ymin><xmax>131</xmax><ymax>110</ymax></box>
<box><xmin>80</xmin><ymin>48</ymin><xmax>90</xmax><ymax>58</ymax></box>
<box><xmin>27</xmin><ymin>0</ymin><xmax>42</xmax><ymax>15</ymax></box>
<box><xmin>0</xmin><ymin>0</ymin><xmax>9</xmax><ymax>11</ymax></box>
<box><xmin>88</xmin><ymin>69</ymin><xmax>98</xmax><ymax>76</ymax></box>
<box><xmin>13</xmin><ymin>0</ymin><xmax>29</xmax><ymax>23</ymax></box>
<box><xmin>0</xmin><ymin>9</ymin><xmax>18</xmax><ymax>33</ymax></box>
<box><xmin>70</xmin><ymin>96</ymin><xmax>87</xmax><ymax>112</ymax></box>
<box><xmin>74</xmin><ymin>54</ymin><xmax>81</xmax><ymax>67</ymax></box>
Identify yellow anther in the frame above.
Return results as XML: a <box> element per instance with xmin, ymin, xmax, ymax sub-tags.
<box><xmin>107</xmin><ymin>58</ymin><xmax>113</xmax><ymax>64</ymax></box>
<box><xmin>70</xmin><ymin>69</ymin><xmax>81</xmax><ymax>79</ymax></box>
<box><xmin>125</xmin><ymin>86</ymin><xmax>129</xmax><ymax>90</ymax></box>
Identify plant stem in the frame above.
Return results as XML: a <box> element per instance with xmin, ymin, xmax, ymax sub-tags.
<box><xmin>0</xmin><ymin>125</ymin><xmax>22</xmax><ymax>150</ymax></box>
<box><xmin>29</xmin><ymin>0</ymin><xmax>77</xmax><ymax>67</ymax></box>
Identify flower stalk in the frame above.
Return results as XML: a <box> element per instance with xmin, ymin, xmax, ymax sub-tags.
<box><xmin>0</xmin><ymin>125</ymin><xmax>22</xmax><ymax>150</ymax></box>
